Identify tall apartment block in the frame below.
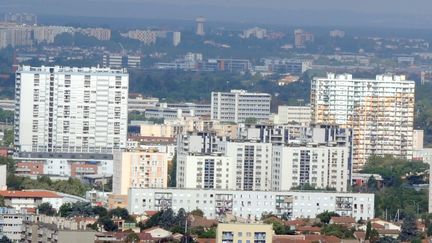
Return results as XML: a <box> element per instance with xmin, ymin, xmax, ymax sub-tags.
<box><xmin>113</xmin><ymin>150</ymin><xmax>168</xmax><ymax>195</ymax></box>
<box><xmin>272</xmin><ymin>145</ymin><xmax>349</xmax><ymax>192</ymax></box>
<box><xmin>220</xmin><ymin>141</ymin><xmax>273</xmax><ymax>191</ymax></box>
<box><xmin>176</xmin><ymin>153</ymin><xmax>234</xmax><ymax>190</ymax></box>
<box><xmin>311</xmin><ymin>73</ymin><xmax>415</xmax><ymax>170</ymax></box>
<box><xmin>195</xmin><ymin>16</ymin><xmax>206</xmax><ymax>36</ymax></box>
<box><xmin>211</xmin><ymin>90</ymin><xmax>271</xmax><ymax>123</ymax></box>
<box><xmin>14</xmin><ymin>66</ymin><xmax>129</xmax><ymax>153</ymax></box>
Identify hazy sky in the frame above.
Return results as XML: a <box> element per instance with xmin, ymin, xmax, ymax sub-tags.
<box><xmin>1</xmin><ymin>0</ymin><xmax>432</xmax><ymax>28</ymax></box>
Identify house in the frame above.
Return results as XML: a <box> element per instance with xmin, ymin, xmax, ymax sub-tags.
<box><xmin>188</xmin><ymin>215</ymin><xmax>218</xmax><ymax>229</ymax></box>
<box><xmin>0</xmin><ymin>190</ymin><xmax>63</xmax><ymax>210</ymax></box>
<box><xmin>284</xmin><ymin>219</ymin><xmax>307</xmax><ymax>230</ymax></box>
<box><xmin>305</xmin><ymin>235</ymin><xmax>342</xmax><ymax>243</ymax></box>
<box><xmin>330</xmin><ymin>216</ymin><xmax>356</xmax><ymax>228</ymax></box>
<box><xmin>143</xmin><ymin>226</ymin><xmax>173</xmax><ymax>241</ymax></box>
<box><xmin>296</xmin><ymin>226</ymin><xmax>321</xmax><ymax>235</ymax></box>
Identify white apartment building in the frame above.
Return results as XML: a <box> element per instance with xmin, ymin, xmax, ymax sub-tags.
<box><xmin>211</xmin><ymin>90</ymin><xmax>271</xmax><ymax>123</ymax></box>
<box><xmin>14</xmin><ymin>152</ymin><xmax>113</xmax><ymax>178</ymax></box>
<box><xmin>311</xmin><ymin>73</ymin><xmax>415</xmax><ymax>170</ymax></box>
<box><xmin>220</xmin><ymin>141</ymin><xmax>273</xmax><ymax>191</ymax></box>
<box><xmin>128</xmin><ymin>188</ymin><xmax>374</xmax><ymax>221</ymax></box>
<box><xmin>0</xmin><ymin>164</ymin><xmax>6</xmax><ymax>190</ymax></box>
<box><xmin>113</xmin><ymin>150</ymin><xmax>168</xmax><ymax>195</ymax></box>
<box><xmin>0</xmin><ymin>208</ymin><xmax>32</xmax><ymax>242</ymax></box>
<box><xmin>176</xmin><ymin>153</ymin><xmax>235</xmax><ymax>190</ymax></box>
<box><xmin>272</xmin><ymin>144</ymin><xmax>349</xmax><ymax>192</ymax></box>
<box><xmin>14</xmin><ymin>66</ymin><xmax>129</xmax><ymax>153</ymax></box>
<box><xmin>276</xmin><ymin>105</ymin><xmax>311</xmax><ymax>125</ymax></box>
<box><xmin>173</xmin><ymin>31</ymin><xmax>181</xmax><ymax>46</ymax></box>
<box><xmin>128</xmin><ymin>96</ymin><xmax>159</xmax><ymax>112</ymax></box>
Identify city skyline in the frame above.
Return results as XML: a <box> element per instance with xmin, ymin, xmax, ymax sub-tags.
<box><xmin>1</xmin><ymin>0</ymin><xmax>432</xmax><ymax>28</ymax></box>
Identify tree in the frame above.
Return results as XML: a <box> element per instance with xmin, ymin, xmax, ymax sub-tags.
<box><xmin>399</xmin><ymin>214</ymin><xmax>418</xmax><ymax>242</ymax></box>
<box><xmin>37</xmin><ymin>202</ymin><xmax>56</xmax><ymax>216</ymax></box>
<box><xmin>190</xmin><ymin>209</ymin><xmax>204</xmax><ymax>217</ymax></box>
<box><xmin>98</xmin><ymin>216</ymin><xmax>118</xmax><ymax>232</ymax></box>
<box><xmin>109</xmin><ymin>207</ymin><xmax>135</xmax><ymax>223</ymax></box>
<box><xmin>376</xmin><ymin>236</ymin><xmax>398</xmax><ymax>243</ymax></box>
<box><xmin>58</xmin><ymin>203</ymin><xmax>73</xmax><ymax>217</ymax></box>
<box><xmin>367</xmin><ymin>175</ymin><xmax>378</xmax><ymax>192</ymax></box>
<box><xmin>125</xmin><ymin>232</ymin><xmax>140</xmax><ymax>243</ymax></box>
<box><xmin>369</xmin><ymin>229</ymin><xmax>380</xmax><ymax>242</ymax></box>
<box><xmin>317</xmin><ymin>211</ymin><xmax>340</xmax><ymax>224</ymax></box>
<box><xmin>321</xmin><ymin>224</ymin><xmax>355</xmax><ymax>239</ymax></box>
<box><xmin>199</xmin><ymin>228</ymin><xmax>216</xmax><ymax>238</ymax></box>
<box><xmin>365</xmin><ymin>221</ymin><xmax>372</xmax><ymax>240</ymax></box>
<box><xmin>0</xmin><ymin>196</ymin><xmax>4</xmax><ymax>207</ymax></box>
<box><xmin>175</xmin><ymin>208</ymin><xmax>187</xmax><ymax>229</ymax></box>
<box><xmin>168</xmin><ymin>154</ymin><xmax>177</xmax><ymax>187</ymax></box>
<box><xmin>0</xmin><ymin>236</ymin><xmax>12</xmax><ymax>243</ymax></box>
<box><xmin>58</xmin><ymin>202</ymin><xmax>94</xmax><ymax>218</ymax></box>
<box><xmin>92</xmin><ymin>206</ymin><xmax>108</xmax><ymax>218</ymax></box>
<box><xmin>159</xmin><ymin>208</ymin><xmax>175</xmax><ymax>229</ymax></box>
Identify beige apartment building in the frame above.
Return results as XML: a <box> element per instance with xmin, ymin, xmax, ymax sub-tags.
<box><xmin>113</xmin><ymin>150</ymin><xmax>168</xmax><ymax>195</ymax></box>
<box><xmin>311</xmin><ymin>73</ymin><xmax>415</xmax><ymax>170</ymax></box>
<box><xmin>216</xmin><ymin>223</ymin><xmax>273</xmax><ymax>243</ymax></box>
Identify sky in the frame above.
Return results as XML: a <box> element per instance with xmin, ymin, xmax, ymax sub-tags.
<box><xmin>1</xmin><ymin>0</ymin><xmax>432</xmax><ymax>28</ymax></box>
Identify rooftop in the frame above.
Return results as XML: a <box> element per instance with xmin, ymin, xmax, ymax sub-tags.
<box><xmin>0</xmin><ymin>190</ymin><xmax>62</xmax><ymax>198</ymax></box>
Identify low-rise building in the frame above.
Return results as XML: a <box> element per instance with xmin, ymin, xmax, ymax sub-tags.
<box><xmin>0</xmin><ymin>190</ymin><xmax>63</xmax><ymax>211</ymax></box>
<box><xmin>128</xmin><ymin>188</ymin><xmax>374</xmax><ymax>221</ymax></box>
<box><xmin>216</xmin><ymin>223</ymin><xmax>273</xmax><ymax>243</ymax></box>
<box><xmin>276</xmin><ymin>105</ymin><xmax>311</xmax><ymax>125</ymax></box>
<box><xmin>0</xmin><ymin>207</ymin><xmax>33</xmax><ymax>242</ymax></box>
<box><xmin>14</xmin><ymin>152</ymin><xmax>113</xmax><ymax>178</ymax></box>
<box><xmin>23</xmin><ymin>215</ymin><xmax>97</xmax><ymax>243</ymax></box>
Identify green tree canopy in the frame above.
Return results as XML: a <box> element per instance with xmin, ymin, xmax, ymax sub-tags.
<box><xmin>37</xmin><ymin>202</ymin><xmax>56</xmax><ymax>216</ymax></box>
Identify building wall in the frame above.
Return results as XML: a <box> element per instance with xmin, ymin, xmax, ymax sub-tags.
<box><xmin>15</xmin><ymin>157</ymin><xmax>113</xmax><ymax>177</ymax></box>
<box><xmin>0</xmin><ymin>165</ymin><xmax>6</xmax><ymax>190</ymax></box>
<box><xmin>177</xmin><ymin>154</ymin><xmax>235</xmax><ymax>190</ymax></box>
<box><xmin>311</xmin><ymin>73</ymin><xmax>415</xmax><ymax>170</ymax></box>
<box><xmin>413</xmin><ymin>129</ymin><xmax>424</xmax><ymax>150</ymax></box>
<box><xmin>113</xmin><ymin>151</ymin><xmax>168</xmax><ymax>195</ymax></box>
<box><xmin>272</xmin><ymin>145</ymin><xmax>349</xmax><ymax>192</ymax></box>
<box><xmin>211</xmin><ymin>90</ymin><xmax>271</xmax><ymax>123</ymax></box>
<box><xmin>15</xmin><ymin>66</ymin><xmax>129</xmax><ymax>153</ymax></box>
<box><xmin>221</xmin><ymin>141</ymin><xmax>273</xmax><ymax>191</ymax></box>
<box><xmin>58</xmin><ymin>231</ymin><xmax>97</xmax><ymax>243</ymax></box>
<box><xmin>277</xmin><ymin>105</ymin><xmax>311</xmax><ymax>125</ymax></box>
<box><xmin>216</xmin><ymin>223</ymin><xmax>273</xmax><ymax>243</ymax></box>
<box><xmin>0</xmin><ymin>210</ymin><xmax>32</xmax><ymax>242</ymax></box>
<box><xmin>128</xmin><ymin>188</ymin><xmax>375</xmax><ymax>221</ymax></box>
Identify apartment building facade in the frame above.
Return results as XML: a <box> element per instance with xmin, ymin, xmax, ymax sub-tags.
<box><xmin>272</xmin><ymin>144</ymin><xmax>349</xmax><ymax>192</ymax></box>
<box><xmin>220</xmin><ymin>141</ymin><xmax>273</xmax><ymax>191</ymax></box>
<box><xmin>14</xmin><ymin>66</ymin><xmax>129</xmax><ymax>153</ymax></box>
<box><xmin>128</xmin><ymin>188</ymin><xmax>375</xmax><ymax>221</ymax></box>
<box><xmin>113</xmin><ymin>150</ymin><xmax>168</xmax><ymax>195</ymax></box>
<box><xmin>176</xmin><ymin>153</ymin><xmax>235</xmax><ymax>190</ymax></box>
<box><xmin>211</xmin><ymin>90</ymin><xmax>271</xmax><ymax>123</ymax></box>
<box><xmin>311</xmin><ymin>73</ymin><xmax>415</xmax><ymax>170</ymax></box>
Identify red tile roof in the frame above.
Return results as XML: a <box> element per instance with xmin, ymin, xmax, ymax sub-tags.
<box><xmin>296</xmin><ymin>226</ymin><xmax>321</xmax><ymax>233</ymax></box>
<box><xmin>330</xmin><ymin>216</ymin><xmax>356</xmax><ymax>224</ymax></box>
<box><xmin>0</xmin><ymin>190</ymin><xmax>62</xmax><ymax>198</ymax></box>
<box><xmin>145</xmin><ymin>210</ymin><xmax>159</xmax><ymax>217</ymax></box>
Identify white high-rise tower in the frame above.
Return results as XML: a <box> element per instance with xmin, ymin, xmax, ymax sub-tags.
<box><xmin>14</xmin><ymin>66</ymin><xmax>129</xmax><ymax>153</ymax></box>
<box><xmin>196</xmin><ymin>16</ymin><xmax>206</xmax><ymax>36</ymax></box>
